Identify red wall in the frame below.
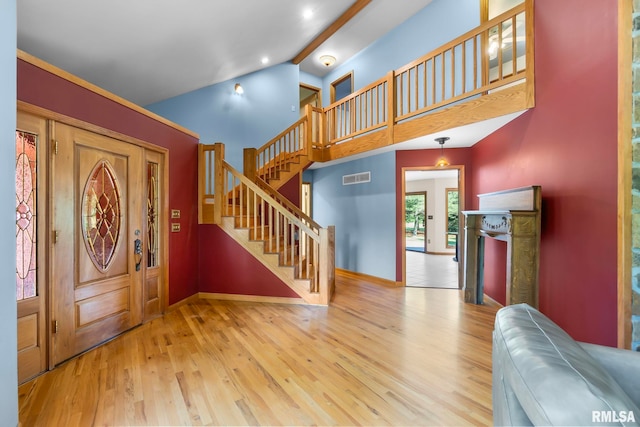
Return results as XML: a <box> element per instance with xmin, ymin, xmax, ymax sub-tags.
<box><xmin>198</xmin><ymin>226</ymin><xmax>301</xmax><ymax>297</ymax></box>
<box><xmin>278</xmin><ymin>173</ymin><xmax>301</xmax><ymax>207</ymax></box>
<box><xmin>396</xmin><ymin>148</ymin><xmax>474</xmax><ymax>281</ymax></box>
<box><xmin>470</xmin><ymin>0</ymin><xmax>618</xmax><ymax>345</ymax></box>
<box><xmin>17</xmin><ymin>60</ymin><xmax>201</xmax><ymax>304</ymax></box>
<box><xmin>197</xmin><ymin>173</ymin><xmax>302</xmax><ymax>298</ymax></box>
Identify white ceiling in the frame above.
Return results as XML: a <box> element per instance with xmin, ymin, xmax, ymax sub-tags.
<box><xmin>17</xmin><ymin>0</ymin><xmax>433</xmax><ymax>106</ymax></box>
<box><xmin>17</xmin><ymin>0</ymin><xmax>526</xmax><ymax>157</ymax></box>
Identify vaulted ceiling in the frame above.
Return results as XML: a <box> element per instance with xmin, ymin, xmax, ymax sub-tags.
<box><xmin>17</xmin><ymin>0</ymin><xmax>433</xmax><ymax>106</ymax></box>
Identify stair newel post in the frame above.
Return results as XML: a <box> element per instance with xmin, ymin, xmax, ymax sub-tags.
<box><xmin>387</xmin><ymin>70</ymin><xmax>396</xmax><ymax>145</ymax></box>
<box><xmin>198</xmin><ymin>144</ymin><xmax>205</xmax><ymax>224</ymax></box>
<box><xmin>243</xmin><ymin>148</ymin><xmax>257</xmax><ymax>222</ymax></box>
<box><xmin>304</xmin><ymin>103</ymin><xmax>313</xmax><ymax>157</ymax></box>
<box><xmin>318</xmin><ymin>226</ymin><xmax>336</xmax><ymax>305</ymax></box>
<box><xmin>243</xmin><ymin>148</ymin><xmax>257</xmax><ymax>182</ymax></box>
<box><xmin>213</xmin><ymin>142</ymin><xmax>225</xmax><ymax>225</ymax></box>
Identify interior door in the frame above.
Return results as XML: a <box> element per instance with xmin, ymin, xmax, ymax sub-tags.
<box><xmin>52</xmin><ymin>123</ymin><xmax>144</xmax><ymax>365</ymax></box>
<box><xmin>16</xmin><ymin>111</ymin><xmax>48</xmax><ymax>383</ymax></box>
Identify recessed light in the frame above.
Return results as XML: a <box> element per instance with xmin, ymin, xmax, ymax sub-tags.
<box><xmin>303</xmin><ymin>8</ymin><xmax>313</xmax><ymax>20</ymax></box>
<box><xmin>261</xmin><ymin>57</ymin><xmax>269</xmax><ymax>65</ymax></box>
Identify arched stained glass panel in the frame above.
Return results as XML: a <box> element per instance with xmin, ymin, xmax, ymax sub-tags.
<box><xmin>82</xmin><ymin>160</ymin><xmax>121</xmax><ymax>271</ymax></box>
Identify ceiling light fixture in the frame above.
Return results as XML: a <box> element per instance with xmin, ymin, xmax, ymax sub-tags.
<box><xmin>303</xmin><ymin>8</ymin><xmax>313</xmax><ymax>20</ymax></box>
<box><xmin>261</xmin><ymin>57</ymin><xmax>269</xmax><ymax>65</ymax></box>
<box><xmin>234</xmin><ymin>83</ymin><xmax>244</xmax><ymax>95</ymax></box>
<box><xmin>435</xmin><ymin>137</ymin><xmax>450</xmax><ymax>167</ymax></box>
<box><xmin>319</xmin><ymin>54</ymin><xmax>336</xmax><ymax>67</ymax></box>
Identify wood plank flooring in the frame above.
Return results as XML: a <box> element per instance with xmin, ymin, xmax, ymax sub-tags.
<box><xmin>18</xmin><ymin>272</ymin><xmax>500</xmax><ymax>426</ymax></box>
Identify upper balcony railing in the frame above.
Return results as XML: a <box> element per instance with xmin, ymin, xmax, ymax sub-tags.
<box><xmin>244</xmin><ymin>1</ymin><xmax>532</xmax><ymax>170</ymax></box>
<box><xmin>321</xmin><ymin>1</ymin><xmax>532</xmax><ymax>149</ymax></box>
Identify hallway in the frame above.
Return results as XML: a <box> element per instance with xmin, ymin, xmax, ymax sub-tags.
<box><xmin>406</xmin><ymin>250</ymin><xmax>459</xmax><ymax>289</ymax></box>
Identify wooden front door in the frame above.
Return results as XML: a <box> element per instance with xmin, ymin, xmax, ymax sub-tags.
<box><xmin>52</xmin><ymin>123</ymin><xmax>144</xmax><ymax>365</ymax></box>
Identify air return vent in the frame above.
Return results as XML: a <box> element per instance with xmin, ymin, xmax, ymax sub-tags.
<box><xmin>342</xmin><ymin>171</ymin><xmax>371</xmax><ymax>185</ymax></box>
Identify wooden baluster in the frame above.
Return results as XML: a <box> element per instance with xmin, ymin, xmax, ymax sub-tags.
<box><xmin>253</xmin><ymin>190</ymin><xmax>257</xmax><ymax>239</ymax></box>
<box><xmin>276</xmin><ymin>211</ymin><xmax>280</xmax><ymax>257</ymax></box>
<box><xmin>462</xmin><ymin>41</ymin><xmax>467</xmax><ymax>95</ymax></box>
<box><xmin>290</xmin><ymin>222</ymin><xmax>295</xmax><ymax>269</ymax></box>
<box><xmin>498</xmin><ymin>23</ymin><xmax>504</xmax><ymax>81</ymax></box>
<box><xmin>282</xmin><ymin>217</ymin><xmax>288</xmax><ymax>264</ymax></box>
<box><xmin>268</xmin><ymin>204</ymin><xmax>274</xmax><ymax>252</ymax></box>
<box><xmin>511</xmin><ymin>15</ymin><xmax>517</xmax><ymax>77</ymax></box>
<box><xmin>451</xmin><ymin>48</ymin><xmax>455</xmax><ymax>99</ymax></box>
<box><xmin>416</xmin><ymin>66</ymin><xmax>419</xmax><ymax>111</ymax></box>
<box><xmin>440</xmin><ymin>52</ymin><xmax>445</xmax><ymax>102</ymax></box>
<box><xmin>431</xmin><ymin>57</ymin><xmax>436</xmax><ymax>105</ymax></box>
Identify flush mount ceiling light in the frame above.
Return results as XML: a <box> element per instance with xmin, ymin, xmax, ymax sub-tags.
<box><xmin>234</xmin><ymin>83</ymin><xmax>244</xmax><ymax>95</ymax></box>
<box><xmin>319</xmin><ymin>54</ymin><xmax>336</xmax><ymax>67</ymax></box>
<box><xmin>261</xmin><ymin>57</ymin><xmax>269</xmax><ymax>65</ymax></box>
<box><xmin>435</xmin><ymin>136</ymin><xmax>450</xmax><ymax>167</ymax></box>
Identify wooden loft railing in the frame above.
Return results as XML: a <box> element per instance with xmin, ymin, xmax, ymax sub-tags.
<box><xmin>225</xmin><ymin>1</ymin><xmax>534</xmax><ymax>173</ymax></box>
<box><xmin>199</xmin><ymin>143</ymin><xmax>335</xmax><ymax>305</ymax></box>
<box><xmin>321</xmin><ymin>1</ymin><xmax>533</xmax><ymax>159</ymax></box>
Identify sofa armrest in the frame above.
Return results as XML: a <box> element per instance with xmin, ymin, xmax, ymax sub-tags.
<box><xmin>493</xmin><ymin>304</ymin><xmax>640</xmax><ymax>426</ymax></box>
<box><xmin>579</xmin><ymin>342</ymin><xmax>640</xmax><ymax>406</ymax></box>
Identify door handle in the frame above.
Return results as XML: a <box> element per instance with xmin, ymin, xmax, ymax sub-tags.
<box><xmin>134</xmin><ymin>230</ymin><xmax>143</xmax><ymax>271</ymax></box>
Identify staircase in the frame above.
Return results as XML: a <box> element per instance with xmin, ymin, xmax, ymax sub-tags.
<box><xmin>198</xmin><ymin>1</ymin><xmax>534</xmax><ymax>306</ymax></box>
<box><xmin>199</xmin><ymin>143</ymin><xmax>334</xmax><ymax>305</ymax></box>
<box><xmin>244</xmin><ymin>110</ymin><xmax>321</xmax><ymax>191</ymax></box>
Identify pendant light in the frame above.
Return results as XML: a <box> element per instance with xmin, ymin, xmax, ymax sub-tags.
<box><xmin>435</xmin><ymin>137</ymin><xmax>450</xmax><ymax>167</ymax></box>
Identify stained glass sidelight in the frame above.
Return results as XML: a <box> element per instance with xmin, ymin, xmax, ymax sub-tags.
<box><xmin>147</xmin><ymin>162</ymin><xmax>158</xmax><ymax>268</ymax></box>
<box><xmin>82</xmin><ymin>160</ymin><xmax>121</xmax><ymax>271</ymax></box>
<box><xmin>16</xmin><ymin>131</ymin><xmax>37</xmax><ymax>301</ymax></box>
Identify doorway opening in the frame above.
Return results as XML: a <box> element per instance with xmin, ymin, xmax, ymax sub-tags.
<box><xmin>299</xmin><ymin>83</ymin><xmax>321</xmax><ymax>117</ymax></box>
<box><xmin>405</xmin><ymin>192</ymin><xmax>426</xmax><ymax>252</ymax></box>
<box><xmin>330</xmin><ymin>71</ymin><xmax>353</xmax><ymax>103</ymax></box>
<box><xmin>402</xmin><ymin>167</ymin><xmax>463</xmax><ymax>289</ymax></box>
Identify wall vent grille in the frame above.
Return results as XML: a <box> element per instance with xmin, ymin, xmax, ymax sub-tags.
<box><xmin>342</xmin><ymin>171</ymin><xmax>371</xmax><ymax>185</ymax></box>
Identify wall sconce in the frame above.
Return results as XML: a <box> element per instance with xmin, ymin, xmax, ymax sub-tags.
<box><xmin>435</xmin><ymin>136</ymin><xmax>450</xmax><ymax>167</ymax></box>
<box><xmin>319</xmin><ymin>54</ymin><xmax>336</xmax><ymax>67</ymax></box>
<box><xmin>234</xmin><ymin>83</ymin><xmax>244</xmax><ymax>95</ymax></box>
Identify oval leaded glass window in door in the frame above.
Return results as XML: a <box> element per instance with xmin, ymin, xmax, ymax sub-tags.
<box><xmin>82</xmin><ymin>160</ymin><xmax>122</xmax><ymax>272</ymax></box>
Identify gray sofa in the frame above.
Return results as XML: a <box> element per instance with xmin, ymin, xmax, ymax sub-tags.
<box><xmin>493</xmin><ymin>304</ymin><xmax>640</xmax><ymax>426</ymax></box>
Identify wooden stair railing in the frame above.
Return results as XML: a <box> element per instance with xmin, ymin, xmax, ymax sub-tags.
<box><xmin>247</xmin><ymin>104</ymin><xmax>323</xmax><ymax>189</ymax></box>
<box><xmin>199</xmin><ymin>143</ymin><xmax>335</xmax><ymax>305</ymax></box>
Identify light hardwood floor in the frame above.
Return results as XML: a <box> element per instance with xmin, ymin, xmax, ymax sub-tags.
<box><xmin>19</xmin><ymin>272</ymin><xmax>500</xmax><ymax>426</ymax></box>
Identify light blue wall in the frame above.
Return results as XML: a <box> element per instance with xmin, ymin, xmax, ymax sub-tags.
<box><xmin>300</xmin><ymin>70</ymin><xmax>322</xmax><ymax>90</ymax></box>
<box><xmin>147</xmin><ymin>63</ymin><xmax>300</xmax><ymax>169</ymax></box>
<box><xmin>309</xmin><ymin>152</ymin><xmax>396</xmax><ymax>281</ymax></box>
<box><xmin>1</xmin><ymin>0</ymin><xmax>18</xmax><ymax>424</ymax></box>
<box><xmin>306</xmin><ymin>0</ymin><xmax>480</xmax><ymax>280</ymax></box>
<box><xmin>321</xmin><ymin>0</ymin><xmax>480</xmax><ymax>105</ymax></box>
